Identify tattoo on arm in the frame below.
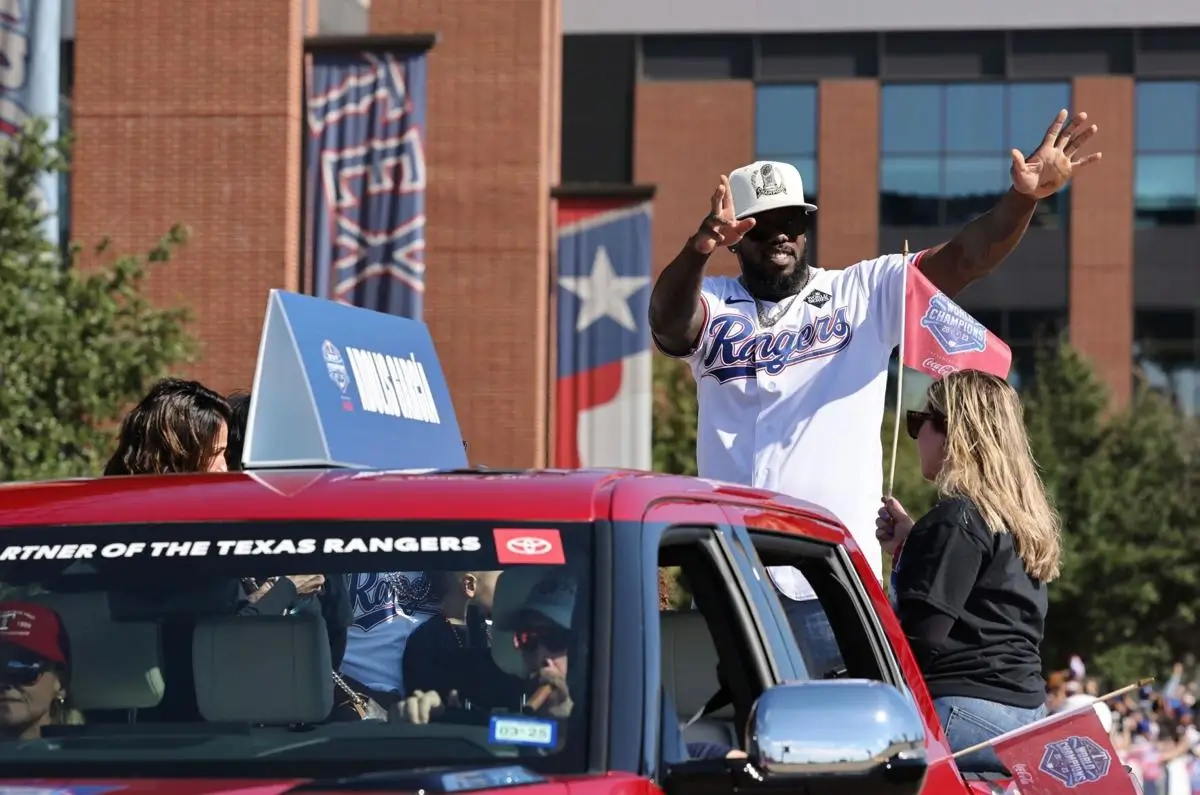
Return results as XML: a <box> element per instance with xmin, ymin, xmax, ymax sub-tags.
<box><xmin>919</xmin><ymin>188</ymin><xmax>1038</xmax><ymax>298</ymax></box>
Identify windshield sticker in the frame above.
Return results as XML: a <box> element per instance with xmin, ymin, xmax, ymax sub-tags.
<box><xmin>492</xmin><ymin>529</ymin><xmax>566</xmax><ymax>565</ymax></box>
<box><xmin>0</xmin><ymin>535</ymin><xmax>482</xmax><ymax>562</ymax></box>
<box><xmin>488</xmin><ymin>715</ymin><xmax>558</xmax><ymax>748</ymax></box>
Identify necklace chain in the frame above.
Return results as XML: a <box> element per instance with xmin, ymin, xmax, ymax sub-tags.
<box><xmin>739</xmin><ymin>269</ymin><xmax>812</xmax><ymax>329</ymax></box>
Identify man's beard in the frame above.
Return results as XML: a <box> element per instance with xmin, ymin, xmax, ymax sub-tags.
<box><xmin>739</xmin><ymin>247</ymin><xmax>811</xmax><ymax>302</ymax></box>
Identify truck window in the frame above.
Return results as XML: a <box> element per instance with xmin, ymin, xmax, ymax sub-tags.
<box><xmin>656</xmin><ymin>527</ymin><xmax>774</xmax><ymax>759</ymax></box>
<box><xmin>747</xmin><ymin>530</ymin><xmax>892</xmax><ymax>685</ymax></box>
<box><xmin>0</xmin><ymin>519</ymin><xmax>593</xmax><ymax>778</ymax></box>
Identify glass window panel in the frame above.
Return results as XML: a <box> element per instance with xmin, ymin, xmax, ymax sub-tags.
<box><xmin>1008</xmin><ymin>82</ymin><xmax>1071</xmax><ymax>153</ymax></box>
<box><xmin>881</xmin><ymin>155</ymin><xmax>941</xmax><ymax>197</ymax></box>
<box><xmin>945</xmin><ymin>83</ymin><xmax>1005</xmax><ymax>153</ymax></box>
<box><xmin>756</xmin><ymin>85</ymin><xmax>817</xmax><ymax>156</ymax></box>
<box><xmin>765</xmin><ymin>155</ymin><xmax>817</xmax><ymax>196</ymax></box>
<box><xmin>1134</xmin><ymin>154</ymin><xmax>1200</xmax><ymax>210</ymax></box>
<box><xmin>943</xmin><ymin>155</ymin><xmax>1007</xmax><ymax>225</ymax></box>
<box><xmin>943</xmin><ymin>155</ymin><xmax>1008</xmax><ymax>197</ymax></box>
<box><xmin>1135</xmin><ymin>309</ymin><xmax>1197</xmax><ymax>342</ymax></box>
<box><xmin>880</xmin><ymin>155</ymin><xmax>941</xmax><ymax>226</ymax></box>
<box><xmin>1136</xmin><ymin>81</ymin><xmax>1200</xmax><ymax>153</ymax></box>
<box><xmin>881</xmin><ymin>84</ymin><xmax>942</xmax><ymax>154</ymax></box>
<box><xmin>1007</xmin><ymin>345</ymin><xmax>1038</xmax><ymax>392</ymax></box>
<box><xmin>1008</xmin><ymin>310</ymin><xmax>1068</xmax><ymax>343</ymax></box>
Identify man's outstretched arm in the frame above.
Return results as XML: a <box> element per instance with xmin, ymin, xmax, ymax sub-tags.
<box><xmin>649</xmin><ymin>175</ymin><xmax>755</xmax><ymax>356</ymax></box>
<box><xmin>918</xmin><ymin>188</ymin><xmax>1038</xmax><ymax>299</ymax></box>
<box><xmin>919</xmin><ymin>109</ymin><xmax>1101</xmax><ymax>299</ymax></box>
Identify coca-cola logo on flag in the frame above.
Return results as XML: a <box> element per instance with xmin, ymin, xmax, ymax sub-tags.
<box><xmin>920</xmin><ymin>294</ymin><xmax>988</xmax><ymax>356</ymax></box>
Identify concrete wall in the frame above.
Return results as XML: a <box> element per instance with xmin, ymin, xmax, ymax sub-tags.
<box><xmin>562</xmin><ymin>0</ymin><xmax>1200</xmax><ymax>34</ymax></box>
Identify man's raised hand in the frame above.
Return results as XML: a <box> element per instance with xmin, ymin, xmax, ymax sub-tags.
<box><xmin>692</xmin><ymin>175</ymin><xmax>755</xmax><ymax>255</ymax></box>
<box><xmin>1011</xmin><ymin>109</ymin><xmax>1102</xmax><ymax>200</ymax></box>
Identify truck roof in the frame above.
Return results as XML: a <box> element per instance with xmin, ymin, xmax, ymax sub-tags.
<box><xmin>0</xmin><ymin>468</ymin><xmax>847</xmax><ymax>535</ymax></box>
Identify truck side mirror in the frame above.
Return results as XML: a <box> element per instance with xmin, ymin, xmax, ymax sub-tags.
<box><xmin>745</xmin><ymin>679</ymin><xmax>928</xmax><ymax>794</ymax></box>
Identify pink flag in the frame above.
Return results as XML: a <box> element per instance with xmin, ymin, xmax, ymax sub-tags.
<box><xmin>991</xmin><ymin>705</ymin><xmax>1135</xmax><ymax>795</ymax></box>
<box><xmin>903</xmin><ymin>262</ymin><xmax>1012</xmax><ymax>379</ymax></box>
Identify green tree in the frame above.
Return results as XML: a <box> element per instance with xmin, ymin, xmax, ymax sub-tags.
<box><xmin>652</xmin><ymin>356</ymin><xmax>698</xmax><ymax>476</ymax></box>
<box><xmin>0</xmin><ymin>119</ymin><xmax>195</xmax><ymax>482</ymax></box>
<box><xmin>1025</xmin><ymin>341</ymin><xmax>1200</xmax><ymax>684</ymax></box>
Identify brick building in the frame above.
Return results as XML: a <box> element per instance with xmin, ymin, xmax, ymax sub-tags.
<box><xmin>59</xmin><ymin>0</ymin><xmax>1200</xmax><ymax>469</ymax></box>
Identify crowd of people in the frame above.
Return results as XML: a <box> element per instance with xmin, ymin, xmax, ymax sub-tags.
<box><xmin>1048</xmin><ymin>659</ymin><xmax>1200</xmax><ymax>795</ymax></box>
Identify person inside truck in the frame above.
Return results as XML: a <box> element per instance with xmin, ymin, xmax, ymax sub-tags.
<box><xmin>876</xmin><ymin>369</ymin><xmax>1062</xmax><ymax>773</ymax></box>
<box><xmin>0</xmin><ymin>602</ymin><xmax>83</xmax><ymax>740</ymax></box>
<box><xmin>395</xmin><ymin>570</ymin><xmax>746</xmax><ymax>762</ymax></box>
<box><xmin>401</xmin><ymin>570</ymin><xmax>525</xmax><ymax>711</ymax></box>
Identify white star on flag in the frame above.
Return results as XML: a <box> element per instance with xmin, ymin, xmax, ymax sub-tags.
<box><xmin>558</xmin><ymin>245</ymin><xmax>649</xmax><ymax>332</ymax></box>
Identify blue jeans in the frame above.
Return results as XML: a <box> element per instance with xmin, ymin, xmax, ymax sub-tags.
<box><xmin>781</xmin><ymin>597</ymin><xmax>844</xmax><ymax>677</ymax></box>
<box><xmin>935</xmin><ymin>695</ymin><xmax>1047</xmax><ymax>774</ymax></box>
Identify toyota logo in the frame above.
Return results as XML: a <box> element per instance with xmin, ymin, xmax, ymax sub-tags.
<box><xmin>505</xmin><ymin>537</ymin><xmax>552</xmax><ymax>556</ymax></box>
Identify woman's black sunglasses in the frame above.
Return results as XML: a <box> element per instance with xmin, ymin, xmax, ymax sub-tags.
<box><xmin>905</xmin><ymin>410</ymin><xmax>945</xmax><ymax>440</ymax></box>
<box><xmin>0</xmin><ymin>657</ymin><xmax>49</xmax><ymax>688</ymax></box>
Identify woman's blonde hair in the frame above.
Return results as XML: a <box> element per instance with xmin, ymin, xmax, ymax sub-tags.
<box><xmin>926</xmin><ymin>370</ymin><xmax>1062</xmax><ymax>582</ymax></box>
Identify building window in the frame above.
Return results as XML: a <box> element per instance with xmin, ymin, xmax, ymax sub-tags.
<box><xmin>879</xmin><ymin>82</ymin><xmax>1070</xmax><ymax>228</ymax></box>
<box><xmin>1135</xmin><ymin>81</ymin><xmax>1200</xmax><ymax>227</ymax></box>
<box><xmin>1135</xmin><ymin>310</ymin><xmax>1200</xmax><ymax>415</ymax></box>
<box><xmin>755</xmin><ymin>84</ymin><xmax>818</xmax><ymax>209</ymax></box>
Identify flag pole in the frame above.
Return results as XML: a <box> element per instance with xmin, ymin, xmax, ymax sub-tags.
<box><xmin>886</xmin><ymin>240</ymin><xmax>909</xmax><ymax>497</ymax></box>
<box><xmin>948</xmin><ymin>678</ymin><xmax>1154</xmax><ymax>760</ymax></box>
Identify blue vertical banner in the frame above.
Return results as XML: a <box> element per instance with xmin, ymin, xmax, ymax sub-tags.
<box><xmin>554</xmin><ymin>198</ymin><xmax>653</xmax><ymax>470</ymax></box>
<box><xmin>0</xmin><ymin>0</ymin><xmax>62</xmax><ymax>245</ymax></box>
<box><xmin>305</xmin><ymin>49</ymin><xmax>427</xmax><ymax>319</ymax></box>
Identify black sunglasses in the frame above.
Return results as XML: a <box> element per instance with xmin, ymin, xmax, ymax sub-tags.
<box><xmin>0</xmin><ymin>657</ymin><xmax>50</xmax><ymax>688</ymax></box>
<box><xmin>513</xmin><ymin>626</ymin><xmax>571</xmax><ymax>655</ymax></box>
<box><xmin>905</xmin><ymin>409</ymin><xmax>946</xmax><ymax>440</ymax></box>
<box><xmin>744</xmin><ymin>213</ymin><xmax>809</xmax><ymax>242</ymax></box>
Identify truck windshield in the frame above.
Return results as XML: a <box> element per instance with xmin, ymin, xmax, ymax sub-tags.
<box><xmin>0</xmin><ymin>519</ymin><xmax>591</xmax><ymax>778</ymax></box>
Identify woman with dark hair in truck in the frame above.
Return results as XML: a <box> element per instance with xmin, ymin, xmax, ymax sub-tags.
<box><xmin>103</xmin><ymin>378</ymin><xmax>233</xmax><ymax>475</ymax></box>
<box><xmin>98</xmin><ymin>380</ymin><xmax>348</xmax><ymax>722</ymax></box>
<box><xmin>876</xmin><ymin>369</ymin><xmax>1063</xmax><ymax>774</ymax></box>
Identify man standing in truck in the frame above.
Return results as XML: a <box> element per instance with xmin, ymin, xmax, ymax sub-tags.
<box><xmin>648</xmin><ymin>110</ymin><xmax>1101</xmax><ymax>668</ymax></box>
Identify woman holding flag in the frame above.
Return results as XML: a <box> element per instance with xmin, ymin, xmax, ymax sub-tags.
<box><xmin>877</xmin><ymin>370</ymin><xmax>1063</xmax><ymax>773</ymax></box>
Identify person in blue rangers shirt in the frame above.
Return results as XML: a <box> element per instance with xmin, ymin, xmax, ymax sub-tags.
<box><xmin>336</xmin><ymin>571</ymin><xmax>441</xmax><ymax>708</ymax></box>
<box><xmin>876</xmin><ymin>370</ymin><xmax>1062</xmax><ymax>774</ymax></box>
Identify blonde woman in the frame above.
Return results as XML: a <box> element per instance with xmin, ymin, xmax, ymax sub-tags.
<box><xmin>876</xmin><ymin>369</ymin><xmax>1062</xmax><ymax>774</ymax></box>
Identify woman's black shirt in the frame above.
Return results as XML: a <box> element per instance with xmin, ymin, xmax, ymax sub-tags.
<box><xmin>893</xmin><ymin>496</ymin><xmax>1047</xmax><ymax>709</ymax></box>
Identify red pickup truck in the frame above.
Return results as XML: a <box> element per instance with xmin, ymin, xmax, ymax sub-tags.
<box><xmin>0</xmin><ymin>466</ymin><xmax>1000</xmax><ymax>795</ymax></box>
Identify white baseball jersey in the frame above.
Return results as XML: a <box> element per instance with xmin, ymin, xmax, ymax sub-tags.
<box><xmin>660</xmin><ymin>252</ymin><xmax>916</xmax><ymax>595</ymax></box>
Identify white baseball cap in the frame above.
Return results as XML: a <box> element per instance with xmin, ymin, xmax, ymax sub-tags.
<box><xmin>729</xmin><ymin>160</ymin><xmax>818</xmax><ymax>219</ymax></box>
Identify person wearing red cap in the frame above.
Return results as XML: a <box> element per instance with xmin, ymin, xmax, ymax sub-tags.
<box><xmin>0</xmin><ymin>601</ymin><xmax>75</xmax><ymax>740</ymax></box>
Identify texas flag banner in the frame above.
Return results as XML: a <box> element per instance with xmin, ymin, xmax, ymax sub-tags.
<box><xmin>554</xmin><ymin>197</ymin><xmax>653</xmax><ymax>470</ymax></box>
<box><xmin>989</xmin><ymin>705</ymin><xmax>1135</xmax><ymax>795</ymax></box>
<box><xmin>903</xmin><ymin>261</ymin><xmax>1012</xmax><ymax>380</ymax></box>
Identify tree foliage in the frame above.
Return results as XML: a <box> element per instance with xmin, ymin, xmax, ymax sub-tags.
<box><xmin>0</xmin><ymin>119</ymin><xmax>195</xmax><ymax>482</ymax></box>
<box><xmin>651</xmin><ymin>340</ymin><xmax>1200</xmax><ymax>685</ymax></box>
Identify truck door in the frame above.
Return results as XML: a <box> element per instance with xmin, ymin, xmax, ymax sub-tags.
<box><xmin>640</xmin><ymin>500</ymin><xmax>787</xmax><ymax>776</ymax></box>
